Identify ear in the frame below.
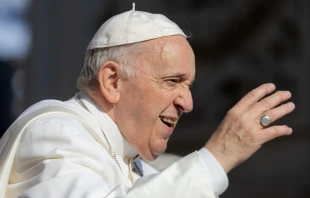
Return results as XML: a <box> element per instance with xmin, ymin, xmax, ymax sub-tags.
<box><xmin>97</xmin><ymin>61</ymin><xmax>121</xmax><ymax>104</ymax></box>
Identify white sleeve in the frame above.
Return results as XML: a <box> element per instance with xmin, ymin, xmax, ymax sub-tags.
<box><xmin>197</xmin><ymin>148</ymin><xmax>229</xmax><ymax>196</ymax></box>
<box><xmin>7</xmin><ymin>115</ymin><xmax>218</xmax><ymax>198</ymax></box>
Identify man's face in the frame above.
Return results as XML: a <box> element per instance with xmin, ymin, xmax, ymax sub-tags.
<box><xmin>115</xmin><ymin>35</ymin><xmax>195</xmax><ymax>161</ymax></box>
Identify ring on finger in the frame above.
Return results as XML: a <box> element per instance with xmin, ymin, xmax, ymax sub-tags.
<box><xmin>260</xmin><ymin>114</ymin><xmax>271</xmax><ymax>127</ymax></box>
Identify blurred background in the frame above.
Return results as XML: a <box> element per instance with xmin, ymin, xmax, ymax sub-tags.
<box><xmin>1</xmin><ymin>0</ymin><xmax>309</xmax><ymax>197</ymax></box>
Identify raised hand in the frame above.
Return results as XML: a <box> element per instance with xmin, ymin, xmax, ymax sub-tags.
<box><xmin>205</xmin><ymin>83</ymin><xmax>295</xmax><ymax>173</ymax></box>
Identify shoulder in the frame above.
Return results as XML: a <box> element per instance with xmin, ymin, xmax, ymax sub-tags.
<box><xmin>13</xmin><ymin>97</ymin><xmax>106</xmax><ymax>154</ymax></box>
<box><xmin>15</xmin><ymin>114</ymin><xmax>112</xmax><ymax>179</ymax></box>
<box><xmin>21</xmin><ymin>114</ymin><xmax>97</xmax><ymax>150</ymax></box>
<box><xmin>16</xmin><ymin>98</ymin><xmax>99</xmax><ymax>147</ymax></box>
<box><xmin>16</xmin><ymin>98</ymin><xmax>98</xmax><ymax>138</ymax></box>
<box><xmin>26</xmin><ymin>114</ymin><xmax>91</xmax><ymax>135</ymax></box>
<box><xmin>17</xmin><ymin>99</ymin><xmax>78</xmax><ymax>120</ymax></box>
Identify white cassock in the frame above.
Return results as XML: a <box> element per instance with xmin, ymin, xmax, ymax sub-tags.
<box><xmin>0</xmin><ymin>92</ymin><xmax>228</xmax><ymax>198</ymax></box>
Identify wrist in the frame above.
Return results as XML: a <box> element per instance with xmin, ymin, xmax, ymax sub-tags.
<box><xmin>204</xmin><ymin>143</ymin><xmax>233</xmax><ymax>174</ymax></box>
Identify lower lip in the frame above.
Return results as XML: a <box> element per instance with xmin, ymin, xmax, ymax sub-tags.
<box><xmin>160</xmin><ymin>120</ymin><xmax>174</xmax><ymax>134</ymax></box>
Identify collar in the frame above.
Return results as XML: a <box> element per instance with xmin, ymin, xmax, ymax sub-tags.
<box><xmin>68</xmin><ymin>91</ymin><xmax>138</xmax><ymax>159</ymax></box>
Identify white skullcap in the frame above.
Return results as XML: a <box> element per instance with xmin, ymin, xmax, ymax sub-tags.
<box><xmin>87</xmin><ymin>3</ymin><xmax>186</xmax><ymax>50</ymax></box>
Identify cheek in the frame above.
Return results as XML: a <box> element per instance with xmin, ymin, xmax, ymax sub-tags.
<box><xmin>148</xmin><ymin>119</ymin><xmax>169</xmax><ymax>155</ymax></box>
<box><xmin>122</xmin><ymin>102</ymin><xmax>160</xmax><ymax>154</ymax></box>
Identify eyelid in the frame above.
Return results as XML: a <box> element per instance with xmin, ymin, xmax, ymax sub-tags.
<box><xmin>172</xmin><ymin>78</ymin><xmax>181</xmax><ymax>82</ymax></box>
<box><xmin>166</xmin><ymin>77</ymin><xmax>181</xmax><ymax>82</ymax></box>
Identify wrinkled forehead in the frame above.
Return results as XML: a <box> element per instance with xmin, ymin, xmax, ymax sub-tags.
<box><xmin>141</xmin><ymin>35</ymin><xmax>192</xmax><ymax>55</ymax></box>
<box><xmin>137</xmin><ymin>35</ymin><xmax>195</xmax><ymax>78</ymax></box>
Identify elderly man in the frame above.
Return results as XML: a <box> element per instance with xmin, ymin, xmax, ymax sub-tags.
<box><xmin>0</xmin><ymin>5</ymin><xmax>295</xmax><ymax>198</ymax></box>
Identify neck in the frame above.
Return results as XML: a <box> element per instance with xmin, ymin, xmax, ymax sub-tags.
<box><xmin>83</xmin><ymin>88</ymin><xmax>116</xmax><ymax>122</ymax></box>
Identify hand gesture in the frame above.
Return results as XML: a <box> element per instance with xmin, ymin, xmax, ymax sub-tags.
<box><xmin>205</xmin><ymin>83</ymin><xmax>295</xmax><ymax>173</ymax></box>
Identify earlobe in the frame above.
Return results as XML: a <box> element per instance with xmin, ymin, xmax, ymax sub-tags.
<box><xmin>97</xmin><ymin>61</ymin><xmax>121</xmax><ymax>104</ymax></box>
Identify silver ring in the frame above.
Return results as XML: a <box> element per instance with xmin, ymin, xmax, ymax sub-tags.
<box><xmin>260</xmin><ymin>115</ymin><xmax>271</xmax><ymax>127</ymax></box>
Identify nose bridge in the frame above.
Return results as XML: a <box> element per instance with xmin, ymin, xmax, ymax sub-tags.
<box><xmin>175</xmin><ymin>86</ymin><xmax>193</xmax><ymax>113</ymax></box>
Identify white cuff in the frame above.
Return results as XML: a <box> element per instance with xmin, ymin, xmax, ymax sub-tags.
<box><xmin>197</xmin><ymin>148</ymin><xmax>229</xmax><ymax>196</ymax></box>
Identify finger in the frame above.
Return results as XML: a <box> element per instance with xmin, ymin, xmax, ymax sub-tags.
<box><xmin>235</xmin><ymin>83</ymin><xmax>276</xmax><ymax>109</ymax></box>
<box><xmin>258</xmin><ymin>125</ymin><xmax>293</xmax><ymax>144</ymax></box>
<box><xmin>254</xmin><ymin>90</ymin><xmax>292</xmax><ymax>113</ymax></box>
<box><xmin>260</xmin><ymin>102</ymin><xmax>295</xmax><ymax>125</ymax></box>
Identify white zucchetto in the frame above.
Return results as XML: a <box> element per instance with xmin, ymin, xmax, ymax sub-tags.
<box><xmin>87</xmin><ymin>3</ymin><xmax>186</xmax><ymax>49</ymax></box>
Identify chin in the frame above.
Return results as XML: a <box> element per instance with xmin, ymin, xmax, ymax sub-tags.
<box><xmin>138</xmin><ymin>146</ymin><xmax>166</xmax><ymax>161</ymax></box>
<box><xmin>138</xmin><ymin>150</ymin><xmax>159</xmax><ymax>161</ymax></box>
<box><xmin>138</xmin><ymin>139</ymin><xmax>169</xmax><ymax>161</ymax></box>
<box><xmin>149</xmin><ymin>154</ymin><xmax>160</xmax><ymax>161</ymax></box>
<box><xmin>150</xmin><ymin>142</ymin><xmax>168</xmax><ymax>160</ymax></box>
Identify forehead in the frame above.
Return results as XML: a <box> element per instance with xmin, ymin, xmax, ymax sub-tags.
<box><xmin>138</xmin><ymin>35</ymin><xmax>195</xmax><ymax>80</ymax></box>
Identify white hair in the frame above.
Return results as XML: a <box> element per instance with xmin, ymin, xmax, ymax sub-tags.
<box><xmin>77</xmin><ymin>43</ymin><xmax>141</xmax><ymax>91</ymax></box>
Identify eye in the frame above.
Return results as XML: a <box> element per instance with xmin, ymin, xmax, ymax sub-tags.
<box><xmin>168</xmin><ymin>79</ymin><xmax>180</xmax><ymax>83</ymax></box>
<box><xmin>165</xmin><ymin>78</ymin><xmax>180</xmax><ymax>87</ymax></box>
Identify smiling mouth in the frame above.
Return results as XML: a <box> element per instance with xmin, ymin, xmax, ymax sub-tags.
<box><xmin>159</xmin><ymin>116</ymin><xmax>176</xmax><ymax>128</ymax></box>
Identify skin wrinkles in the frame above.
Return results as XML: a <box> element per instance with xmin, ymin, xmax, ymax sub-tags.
<box><xmin>113</xmin><ymin>35</ymin><xmax>195</xmax><ymax>161</ymax></box>
<box><xmin>90</xmin><ymin>34</ymin><xmax>295</xmax><ymax>173</ymax></box>
<box><xmin>146</xmin><ymin>43</ymin><xmax>193</xmax><ymax>93</ymax></box>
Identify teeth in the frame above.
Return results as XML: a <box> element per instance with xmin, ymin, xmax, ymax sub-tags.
<box><xmin>160</xmin><ymin>117</ymin><xmax>175</xmax><ymax>124</ymax></box>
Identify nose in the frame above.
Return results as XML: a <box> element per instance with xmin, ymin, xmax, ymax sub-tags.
<box><xmin>174</xmin><ymin>88</ymin><xmax>193</xmax><ymax>113</ymax></box>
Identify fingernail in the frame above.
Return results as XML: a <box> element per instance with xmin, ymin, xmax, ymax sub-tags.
<box><xmin>268</xmin><ymin>83</ymin><xmax>275</xmax><ymax>89</ymax></box>
<box><xmin>284</xmin><ymin>91</ymin><xmax>291</xmax><ymax>97</ymax></box>
<box><xmin>288</xmin><ymin>102</ymin><xmax>295</xmax><ymax>109</ymax></box>
<box><xmin>288</xmin><ymin>127</ymin><xmax>293</xmax><ymax>134</ymax></box>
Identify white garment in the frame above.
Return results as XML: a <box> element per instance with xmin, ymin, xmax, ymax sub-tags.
<box><xmin>1</xmin><ymin>92</ymin><xmax>228</xmax><ymax>197</ymax></box>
